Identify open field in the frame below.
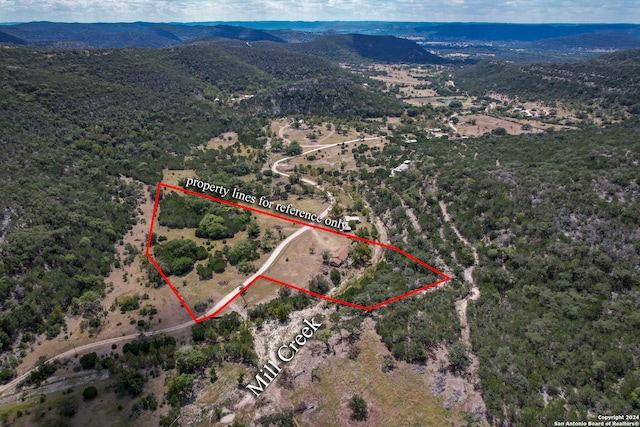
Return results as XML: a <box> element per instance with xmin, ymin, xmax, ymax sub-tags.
<box><xmin>271</xmin><ymin>119</ymin><xmax>360</xmax><ymax>147</ymax></box>
<box><xmin>262</xmin><ymin>227</ymin><xmax>346</xmax><ymax>289</ymax></box>
<box><xmin>282</xmin><ymin>138</ymin><xmax>386</xmax><ymax>176</ymax></box>
<box><xmin>364</xmin><ymin>64</ymin><xmax>441</xmax><ymax>100</ymax></box>
<box><xmin>162</xmin><ymin>169</ymin><xmax>196</xmax><ymax>187</ymax></box>
<box><xmin>204</xmin><ymin>131</ymin><xmax>239</xmax><ymax>149</ymax></box>
<box><xmin>280</xmin><ymin>319</ymin><xmax>465</xmax><ymax>426</ymax></box>
<box><xmin>456</xmin><ymin>114</ymin><xmax>545</xmax><ymax>137</ymax></box>
<box><xmin>150</xmin><ymin>188</ymin><xmax>331</xmax><ymax>316</ymax></box>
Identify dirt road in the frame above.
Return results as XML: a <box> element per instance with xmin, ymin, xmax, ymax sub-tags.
<box><xmin>438</xmin><ymin>200</ymin><xmax>480</xmax><ymax>345</ymax></box>
<box><xmin>0</xmin><ymin>135</ymin><xmax>384</xmax><ymax>398</ymax></box>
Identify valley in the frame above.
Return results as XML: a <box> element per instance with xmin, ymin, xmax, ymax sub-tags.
<box><xmin>0</xmin><ymin>21</ymin><xmax>639</xmax><ymax>427</ymax></box>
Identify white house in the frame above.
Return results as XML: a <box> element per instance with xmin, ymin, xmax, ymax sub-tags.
<box><xmin>390</xmin><ymin>160</ymin><xmax>414</xmax><ymax>177</ymax></box>
<box><xmin>344</xmin><ymin>215</ymin><xmax>361</xmax><ymax>224</ymax></box>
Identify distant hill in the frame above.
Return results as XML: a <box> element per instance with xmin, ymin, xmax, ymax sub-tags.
<box><xmin>283</xmin><ymin>34</ymin><xmax>453</xmax><ymax>64</ymax></box>
<box><xmin>0</xmin><ymin>23</ymin><xmax>449</xmax><ymax>64</ymax></box>
<box><xmin>0</xmin><ymin>22</ymin><xmax>287</xmax><ymax>48</ymax></box>
<box><xmin>5</xmin><ymin>21</ymin><xmax>640</xmax><ymax>63</ymax></box>
<box><xmin>3</xmin><ymin>21</ymin><xmax>640</xmax><ymax>60</ymax></box>
<box><xmin>0</xmin><ymin>30</ymin><xmax>25</xmax><ymax>44</ymax></box>
<box><xmin>244</xmin><ymin>76</ymin><xmax>403</xmax><ymax>118</ymax></box>
<box><xmin>172</xmin><ymin>24</ymin><xmax>285</xmax><ymax>43</ymax></box>
<box><xmin>456</xmin><ymin>49</ymin><xmax>640</xmax><ymax>111</ymax></box>
<box><xmin>152</xmin><ymin>21</ymin><xmax>640</xmax><ymax>42</ymax></box>
<box><xmin>416</xmin><ymin>23</ymin><xmax>640</xmax><ymax>42</ymax></box>
<box><xmin>531</xmin><ymin>32</ymin><xmax>640</xmax><ymax>51</ymax></box>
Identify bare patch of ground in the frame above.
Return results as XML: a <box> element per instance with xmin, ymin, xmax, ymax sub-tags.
<box><xmin>457</xmin><ymin>114</ymin><xmax>544</xmax><ymax>137</ymax></box>
<box><xmin>163</xmin><ymin>169</ymin><xmax>196</xmax><ymax>186</ymax></box>
<box><xmin>205</xmin><ymin>132</ymin><xmax>238</xmax><ymax>149</ymax></box>
<box><xmin>256</xmin><ymin>318</ymin><xmax>469</xmax><ymax>426</ymax></box>
<box><xmin>427</xmin><ymin>345</ymin><xmax>487</xmax><ymax>425</ymax></box>
<box><xmin>272</xmin><ymin>120</ymin><xmax>353</xmax><ymax>147</ymax></box>
<box><xmin>284</xmin><ymin>138</ymin><xmax>386</xmax><ymax>176</ymax></box>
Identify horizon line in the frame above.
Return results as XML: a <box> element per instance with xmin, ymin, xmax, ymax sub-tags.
<box><xmin>2</xmin><ymin>20</ymin><xmax>639</xmax><ymax>25</ymax></box>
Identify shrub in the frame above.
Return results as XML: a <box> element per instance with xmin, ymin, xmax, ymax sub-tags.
<box><xmin>79</xmin><ymin>352</ymin><xmax>97</xmax><ymax>370</ymax></box>
<box><xmin>309</xmin><ymin>275</ymin><xmax>330</xmax><ymax>295</ymax></box>
<box><xmin>349</xmin><ymin>395</ymin><xmax>367</xmax><ymax>421</ymax></box>
<box><xmin>82</xmin><ymin>386</ymin><xmax>98</xmax><ymax>401</ymax></box>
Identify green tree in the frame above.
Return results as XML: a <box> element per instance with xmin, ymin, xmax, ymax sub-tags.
<box><xmin>79</xmin><ymin>352</ymin><xmax>97</xmax><ymax>370</ymax></box>
<box><xmin>82</xmin><ymin>386</ymin><xmax>98</xmax><ymax>401</ymax></box>
<box><xmin>309</xmin><ymin>275</ymin><xmax>330</xmax><ymax>295</ymax></box>
<box><xmin>351</xmin><ymin>243</ymin><xmax>372</xmax><ymax>266</ymax></box>
<box><xmin>247</xmin><ymin>220</ymin><xmax>260</xmax><ymax>239</ymax></box>
<box><xmin>330</xmin><ymin>268</ymin><xmax>341</xmax><ymax>286</ymax></box>
<box><xmin>172</xmin><ymin>256</ymin><xmax>195</xmax><ymax>276</ymax></box>
<box><xmin>286</xmin><ymin>141</ymin><xmax>302</xmax><ymax>156</ymax></box>
<box><xmin>196</xmin><ymin>214</ymin><xmax>228</xmax><ymax>240</ymax></box>
<box><xmin>370</xmin><ymin>224</ymin><xmax>379</xmax><ymax>241</ymax></box>
<box><xmin>196</xmin><ymin>263</ymin><xmax>213</xmax><ymax>280</ymax></box>
<box><xmin>448</xmin><ymin>341</ymin><xmax>470</xmax><ymax>373</ymax></box>
<box><xmin>166</xmin><ymin>373</ymin><xmax>195</xmax><ymax>405</ymax></box>
<box><xmin>212</xmin><ymin>256</ymin><xmax>226</xmax><ymax>274</ymax></box>
<box><xmin>321</xmin><ymin>249</ymin><xmax>331</xmax><ymax>264</ymax></box>
<box><xmin>349</xmin><ymin>395</ymin><xmax>368</xmax><ymax>421</ymax></box>
<box><xmin>115</xmin><ymin>368</ymin><xmax>145</xmax><ymax>397</ymax></box>
<box><xmin>329</xmin><ymin>203</ymin><xmax>344</xmax><ymax>220</ymax></box>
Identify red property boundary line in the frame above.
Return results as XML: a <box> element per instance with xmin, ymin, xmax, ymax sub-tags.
<box><xmin>145</xmin><ymin>182</ymin><xmax>450</xmax><ymax>323</ymax></box>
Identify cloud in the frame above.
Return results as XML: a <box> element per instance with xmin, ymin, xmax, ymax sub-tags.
<box><xmin>0</xmin><ymin>0</ymin><xmax>638</xmax><ymax>23</ymax></box>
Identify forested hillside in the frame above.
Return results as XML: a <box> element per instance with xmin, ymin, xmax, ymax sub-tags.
<box><xmin>2</xmin><ymin>34</ymin><xmax>640</xmax><ymax>426</ymax></box>
<box><xmin>347</xmin><ymin>118</ymin><xmax>640</xmax><ymax>425</ymax></box>
<box><xmin>245</xmin><ymin>77</ymin><xmax>403</xmax><ymax>118</ymax></box>
<box><xmin>445</xmin><ymin>123</ymin><xmax>640</xmax><ymax>424</ymax></box>
<box><xmin>456</xmin><ymin>49</ymin><xmax>640</xmax><ymax>112</ymax></box>
<box><xmin>282</xmin><ymin>33</ymin><xmax>452</xmax><ymax>64</ymax></box>
<box><xmin>0</xmin><ymin>44</ymin><xmax>399</xmax><ymax>358</ymax></box>
<box><xmin>0</xmin><ymin>22</ymin><xmax>289</xmax><ymax>48</ymax></box>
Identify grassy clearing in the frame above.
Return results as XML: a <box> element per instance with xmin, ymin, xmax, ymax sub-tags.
<box><xmin>0</xmin><ymin>375</ymin><xmax>167</xmax><ymax>427</ymax></box>
<box><xmin>456</xmin><ymin>114</ymin><xmax>543</xmax><ymax>137</ymax></box>
<box><xmin>162</xmin><ymin>169</ymin><xmax>196</xmax><ymax>187</ymax></box>
<box><xmin>204</xmin><ymin>132</ymin><xmax>238</xmax><ymax>150</ymax></box>
<box><xmin>288</xmin><ymin>321</ymin><xmax>462</xmax><ymax>427</ymax></box>
<box><xmin>289</xmin><ymin>138</ymin><xmax>386</xmax><ymax>178</ymax></box>
<box><xmin>152</xmin><ymin>193</ymin><xmax>329</xmax><ymax>314</ymax></box>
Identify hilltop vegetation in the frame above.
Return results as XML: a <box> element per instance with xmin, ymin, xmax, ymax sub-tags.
<box><xmin>1</xmin><ymin>30</ymin><xmax>640</xmax><ymax>426</ymax></box>
<box><xmin>349</xmin><ymin>119</ymin><xmax>640</xmax><ymax>425</ymax></box>
<box><xmin>0</xmin><ymin>22</ymin><xmax>289</xmax><ymax>48</ymax></box>
<box><xmin>245</xmin><ymin>77</ymin><xmax>404</xmax><ymax>118</ymax></box>
<box><xmin>283</xmin><ymin>33</ymin><xmax>453</xmax><ymax>64</ymax></box>
<box><xmin>0</xmin><ymin>43</ymin><xmax>399</xmax><ymax>355</ymax></box>
<box><xmin>456</xmin><ymin>49</ymin><xmax>640</xmax><ymax>115</ymax></box>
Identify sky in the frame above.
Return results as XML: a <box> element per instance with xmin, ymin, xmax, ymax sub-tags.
<box><xmin>0</xmin><ymin>0</ymin><xmax>638</xmax><ymax>24</ymax></box>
